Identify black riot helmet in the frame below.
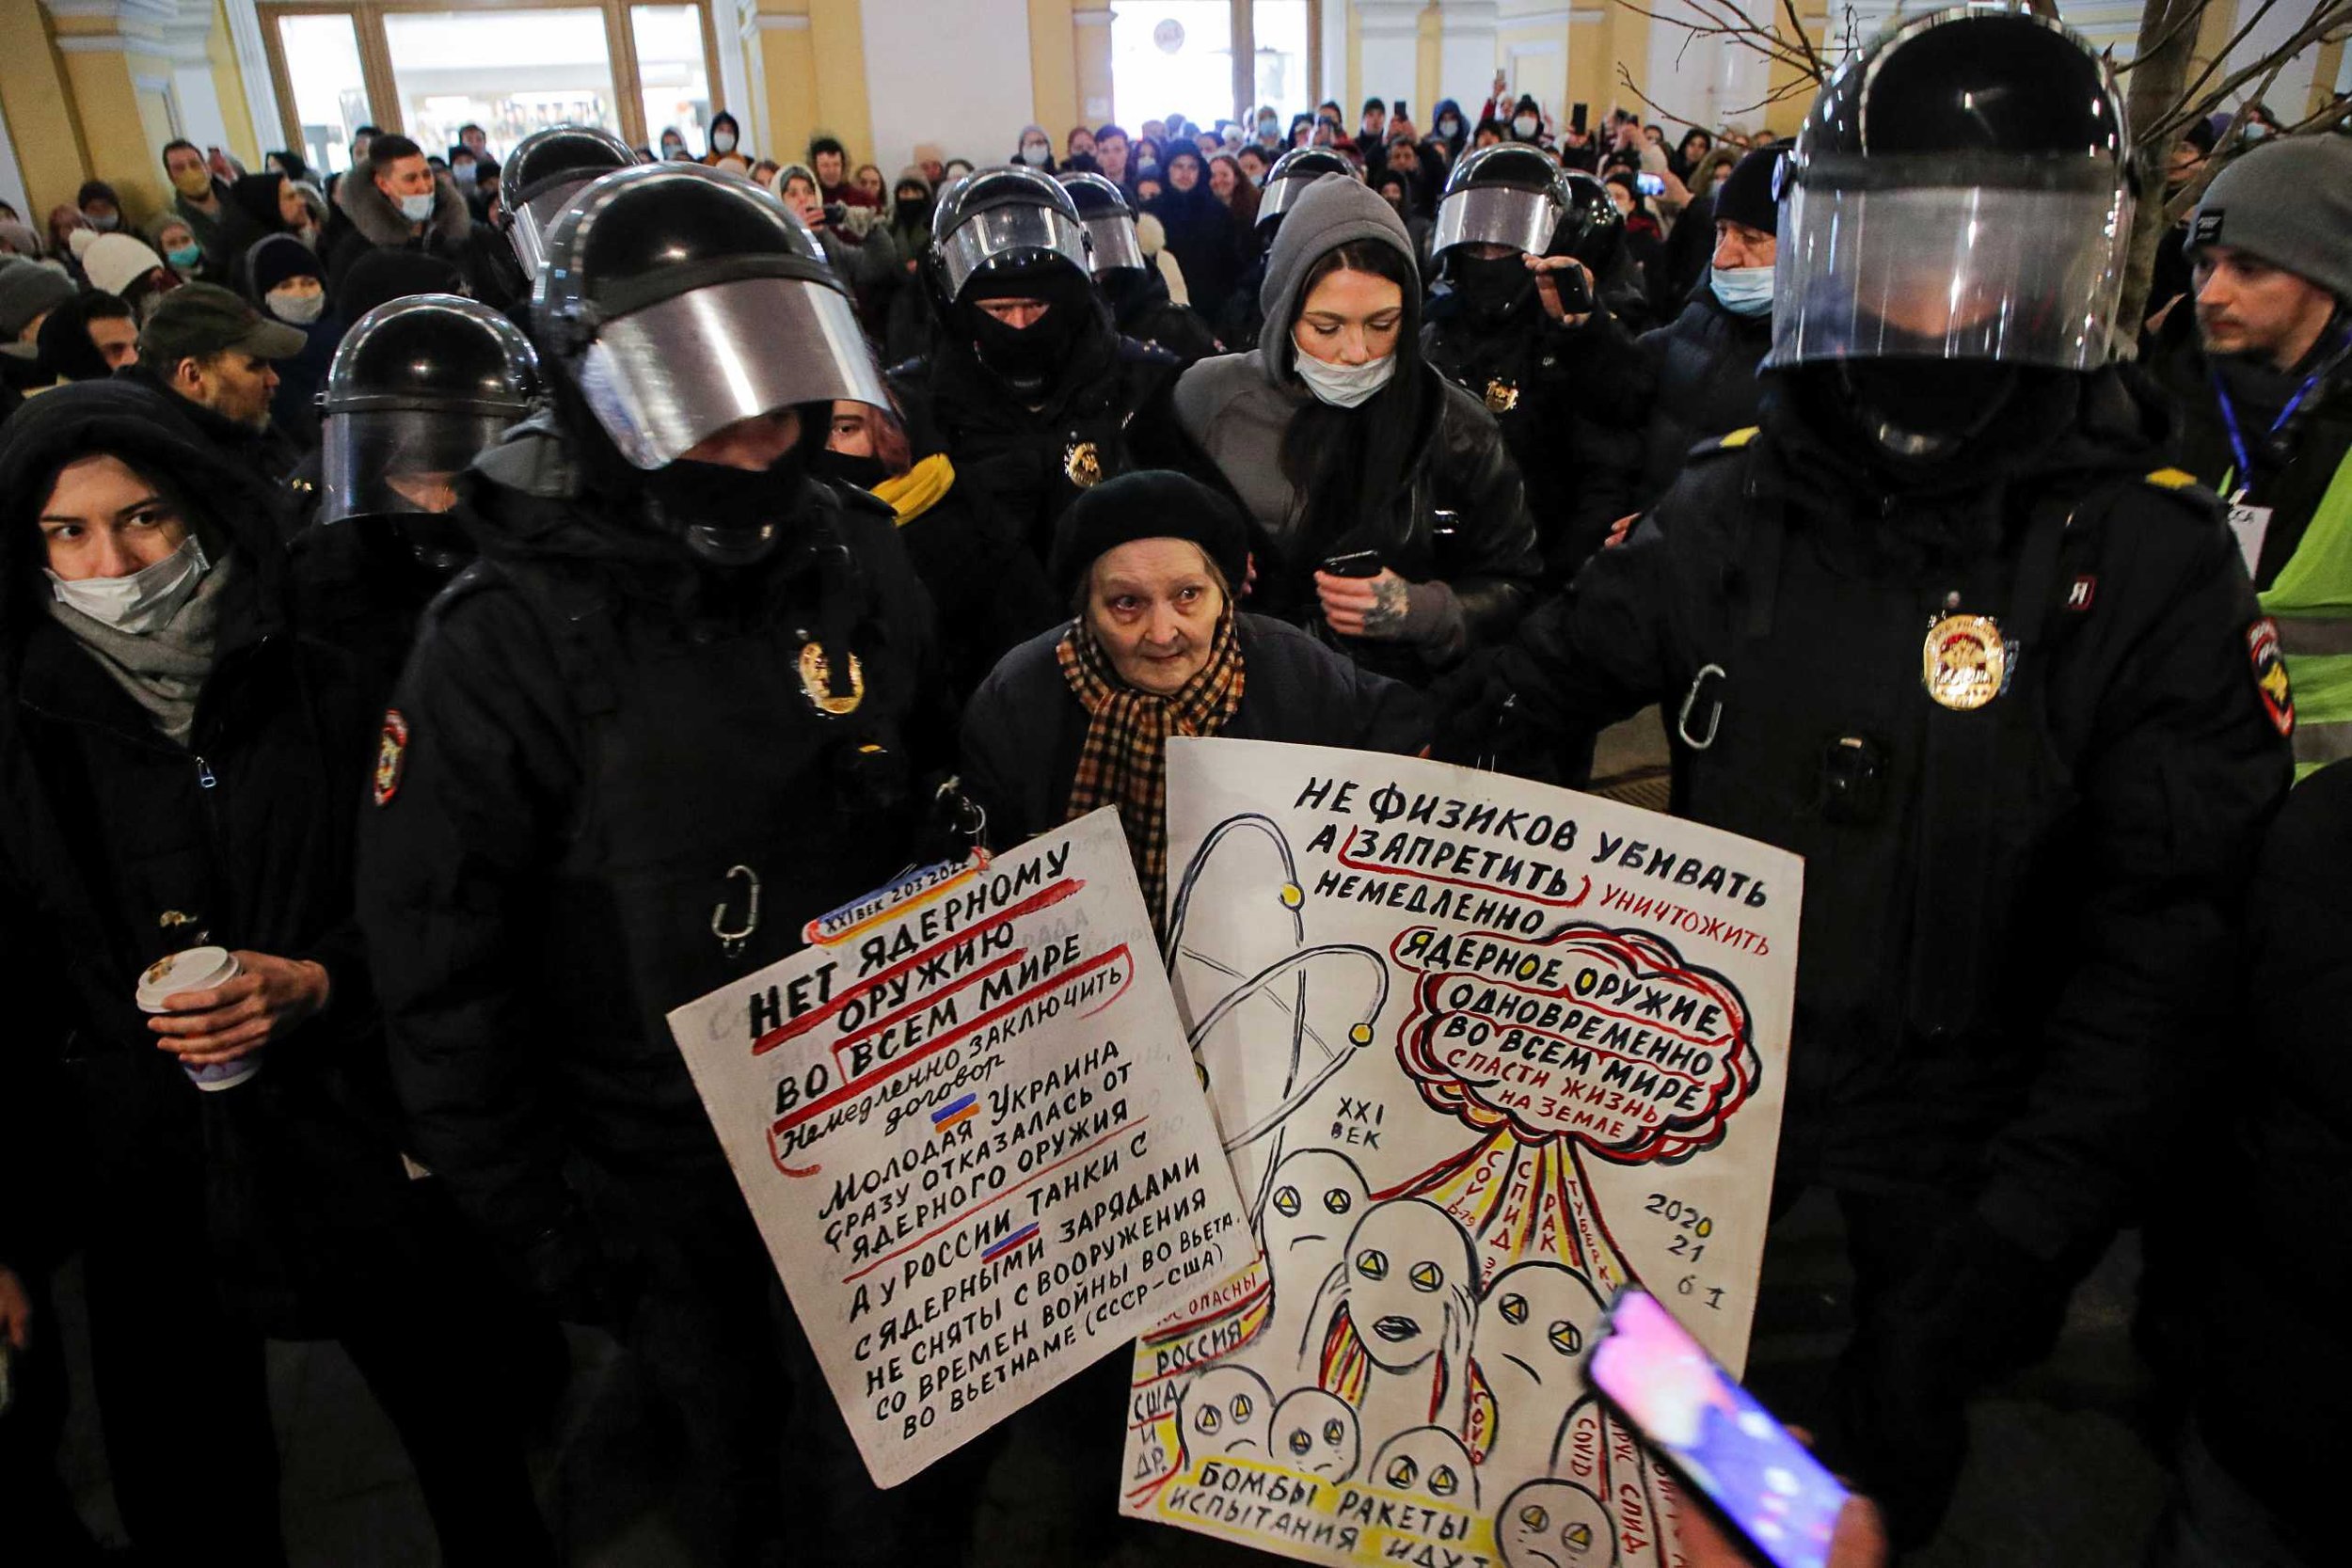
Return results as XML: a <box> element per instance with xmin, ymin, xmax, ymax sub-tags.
<box><xmin>320</xmin><ymin>293</ymin><xmax>538</xmax><ymax>571</ymax></box>
<box><xmin>1257</xmin><ymin>147</ymin><xmax>1355</xmax><ymax>232</ymax></box>
<box><xmin>1770</xmin><ymin>2</ymin><xmax>2131</xmax><ymax>372</ymax></box>
<box><xmin>499</xmin><ymin>124</ymin><xmax>638</xmax><ymax>279</ymax></box>
<box><xmin>1554</xmin><ymin>170</ymin><xmax>1627</xmax><ymax>273</ymax></box>
<box><xmin>1058</xmin><ymin>172</ymin><xmax>1145</xmax><ymax>276</ymax></box>
<box><xmin>924</xmin><ymin>165</ymin><xmax>1092</xmax><ymax>316</ymax></box>
<box><xmin>1432</xmin><ymin>143</ymin><xmax>1569</xmax><ymax>260</ymax></box>
<box><xmin>535</xmin><ymin>161</ymin><xmax>890</xmax><ymax>471</ymax></box>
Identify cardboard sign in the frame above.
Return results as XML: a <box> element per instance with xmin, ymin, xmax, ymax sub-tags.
<box><xmin>1122</xmin><ymin>740</ymin><xmax>1803</xmax><ymax>1565</ymax></box>
<box><xmin>667</xmin><ymin>809</ymin><xmax>1251</xmax><ymax>1487</ymax></box>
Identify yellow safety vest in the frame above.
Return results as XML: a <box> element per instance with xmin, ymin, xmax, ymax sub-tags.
<box><xmin>2262</xmin><ymin>447</ymin><xmax>2352</xmax><ymax>781</ymax></box>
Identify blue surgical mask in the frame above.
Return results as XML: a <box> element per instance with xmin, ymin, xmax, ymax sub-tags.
<box><xmin>1710</xmin><ymin>263</ymin><xmax>1774</xmax><ymax>317</ymax></box>
<box><xmin>398</xmin><ymin>191</ymin><xmax>436</xmax><ymax>223</ymax></box>
<box><xmin>166</xmin><ymin>243</ymin><xmax>204</xmax><ymax>272</ymax></box>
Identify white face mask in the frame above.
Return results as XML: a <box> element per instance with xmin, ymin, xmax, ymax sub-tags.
<box><xmin>1293</xmin><ymin>348</ymin><xmax>1396</xmax><ymax>408</ymax></box>
<box><xmin>1709</xmin><ymin>263</ymin><xmax>1774</xmax><ymax>317</ymax></box>
<box><xmin>711</xmin><ymin>130</ymin><xmax>736</xmax><ymax>153</ymax></box>
<box><xmin>1513</xmin><ymin>115</ymin><xmax>1539</xmax><ymax>137</ymax></box>
<box><xmin>47</xmin><ymin>535</ymin><xmax>210</xmax><ymax>635</ymax></box>
<box><xmin>451</xmin><ymin>161</ymin><xmax>475</xmax><ymax>183</ymax></box>
<box><xmin>1020</xmin><ymin>143</ymin><xmax>1050</xmax><ymax>166</ymax></box>
<box><xmin>268</xmin><ymin>287</ymin><xmax>325</xmax><ymax>325</ymax></box>
<box><xmin>398</xmin><ymin>191</ymin><xmax>436</xmax><ymax>223</ymax></box>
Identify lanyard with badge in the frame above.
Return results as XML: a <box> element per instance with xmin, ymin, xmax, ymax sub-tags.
<box><xmin>2210</xmin><ymin>343</ymin><xmax>2341</xmax><ymax>574</ymax></box>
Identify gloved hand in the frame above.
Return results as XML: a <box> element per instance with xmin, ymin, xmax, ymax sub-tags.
<box><xmin>516</xmin><ymin>1209</ymin><xmax>638</xmax><ymax>1333</ymax></box>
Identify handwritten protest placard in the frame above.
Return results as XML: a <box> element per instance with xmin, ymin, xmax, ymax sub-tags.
<box><xmin>1122</xmin><ymin>740</ymin><xmax>1802</xmax><ymax>1565</ymax></box>
<box><xmin>667</xmin><ymin>808</ymin><xmax>1250</xmax><ymax>1487</ymax></box>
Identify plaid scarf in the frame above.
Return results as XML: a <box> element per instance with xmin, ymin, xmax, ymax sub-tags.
<box><xmin>1057</xmin><ymin>609</ymin><xmax>1246</xmax><ymax>925</ymax></box>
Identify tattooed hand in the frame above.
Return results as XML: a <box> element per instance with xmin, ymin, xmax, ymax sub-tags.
<box><xmin>1314</xmin><ymin>567</ymin><xmax>1415</xmax><ymax>641</ymax></box>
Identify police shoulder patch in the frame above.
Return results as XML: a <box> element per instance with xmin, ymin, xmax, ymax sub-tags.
<box><xmin>1689</xmin><ymin>426</ymin><xmax>1761</xmax><ymax>461</ymax></box>
<box><xmin>2248</xmin><ymin>618</ymin><xmax>2295</xmax><ymax>737</ymax></box>
<box><xmin>2143</xmin><ymin>467</ymin><xmax>2201</xmax><ymax>492</ymax></box>
<box><xmin>373</xmin><ymin>709</ymin><xmax>410</xmax><ymax>807</ymax></box>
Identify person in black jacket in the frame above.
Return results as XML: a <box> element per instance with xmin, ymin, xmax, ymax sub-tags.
<box><xmin>357</xmin><ymin>162</ymin><xmax>971</xmax><ymax>1567</ymax></box>
<box><xmin>889</xmin><ymin>166</ymin><xmax>1183</xmax><ymax>570</ymax></box>
<box><xmin>1442</xmin><ymin>11</ymin><xmax>2290</xmax><ymax>1544</ymax></box>
<box><xmin>1622</xmin><ymin>146</ymin><xmax>1784</xmax><ymax>509</ymax></box>
<box><xmin>1422</xmin><ymin>144</ymin><xmax>1639</xmax><ymax>583</ymax></box>
<box><xmin>0</xmin><ymin>380</ymin><xmax>552</xmax><ymax>1567</ymax></box>
<box><xmin>1063</xmin><ymin>171</ymin><xmax>1221</xmax><ymax>365</ymax></box>
<box><xmin>123</xmin><ymin>283</ymin><xmax>312</xmax><ymax>529</ymax></box>
<box><xmin>326</xmin><ymin>135</ymin><xmax>511</xmax><ymax>310</ymax></box>
<box><xmin>1158</xmin><ymin>173</ymin><xmax>1543</xmax><ymax>689</ymax></box>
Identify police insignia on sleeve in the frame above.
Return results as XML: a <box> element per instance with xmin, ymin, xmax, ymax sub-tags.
<box><xmin>373</xmin><ymin>709</ymin><xmax>409</xmax><ymax>806</ymax></box>
<box><xmin>2248</xmin><ymin>618</ymin><xmax>2295</xmax><ymax>736</ymax></box>
<box><xmin>1063</xmin><ymin>440</ymin><xmax>1103</xmax><ymax>489</ymax></box>
<box><xmin>799</xmin><ymin>641</ymin><xmax>866</xmax><ymax>717</ymax></box>
<box><xmin>1483</xmin><ymin>379</ymin><xmax>1519</xmax><ymax>414</ymax></box>
<box><xmin>1921</xmin><ymin>613</ymin><xmax>2008</xmax><ymax>710</ymax></box>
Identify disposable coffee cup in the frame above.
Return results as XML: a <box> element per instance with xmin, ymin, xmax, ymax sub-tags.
<box><xmin>135</xmin><ymin>946</ymin><xmax>261</xmax><ymax>1092</ymax></box>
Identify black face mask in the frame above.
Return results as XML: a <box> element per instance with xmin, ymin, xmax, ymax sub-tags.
<box><xmin>811</xmin><ymin>448</ymin><xmax>889</xmax><ymax>492</ymax></box>
<box><xmin>643</xmin><ymin>449</ymin><xmax>809</xmax><ymax>564</ymax></box>
<box><xmin>1834</xmin><ymin>359</ymin><xmax>2020</xmax><ymax>459</ymax></box>
<box><xmin>896</xmin><ymin>196</ymin><xmax>931</xmax><ymax>228</ymax></box>
<box><xmin>961</xmin><ymin>276</ymin><xmax>1090</xmax><ymax>397</ymax></box>
<box><xmin>1451</xmin><ymin>250</ymin><xmax>1533</xmax><ymax>320</ymax></box>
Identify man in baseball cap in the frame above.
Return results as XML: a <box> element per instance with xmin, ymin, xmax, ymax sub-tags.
<box><xmin>2154</xmin><ymin>135</ymin><xmax>2351</xmax><ymax>780</ymax></box>
<box><xmin>127</xmin><ymin>281</ymin><xmax>309</xmax><ymax>495</ymax></box>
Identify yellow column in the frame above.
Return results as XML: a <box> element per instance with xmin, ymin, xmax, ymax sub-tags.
<box><xmin>1416</xmin><ymin>3</ymin><xmax>1441</xmax><ymax>120</ymax></box>
<box><xmin>1571</xmin><ymin>1</ymin><xmax>1646</xmax><ymax>126</ymax></box>
<box><xmin>747</xmin><ymin>0</ymin><xmax>818</xmax><ymax>167</ymax></box>
<box><xmin>1028</xmin><ymin>0</ymin><xmax>1078</xmax><ymax>138</ymax></box>
<box><xmin>204</xmin><ymin>0</ymin><xmax>258</xmax><ymax>164</ymax></box>
<box><xmin>44</xmin><ymin>4</ymin><xmax>182</xmax><ymax>226</ymax></box>
<box><xmin>807</xmin><ymin>0</ymin><xmax>874</xmax><ymax>166</ymax></box>
<box><xmin>1763</xmin><ymin>2</ymin><xmax>1829</xmax><ymax>135</ymax></box>
<box><xmin>1</xmin><ymin>0</ymin><xmax>89</xmax><ymax>220</ymax></box>
<box><xmin>2306</xmin><ymin>37</ymin><xmax>2344</xmax><ymax>120</ymax></box>
<box><xmin>1073</xmin><ymin>8</ymin><xmax>1113</xmax><ymax>127</ymax></box>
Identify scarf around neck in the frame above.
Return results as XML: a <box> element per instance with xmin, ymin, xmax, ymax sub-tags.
<box><xmin>45</xmin><ymin>546</ymin><xmax>239</xmax><ymax>748</ymax></box>
<box><xmin>1056</xmin><ymin>607</ymin><xmax>1245</xmax><ymax>924</ymax></box>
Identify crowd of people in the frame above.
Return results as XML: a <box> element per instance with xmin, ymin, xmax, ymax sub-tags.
<box><xmin>0</xmin><ymin>5</ymin><xmax>2346</xmax><ymax>1565</ymax></box>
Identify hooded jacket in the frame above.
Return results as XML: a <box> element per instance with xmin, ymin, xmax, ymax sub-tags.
<box><xmin>325</xmin><ymin>166</ymin><xmax>474</xmax><ymax>299</ymax></box>
<box><xmin>1161</xmin><ymin>175</ymin><xmax>1541</xmax><ymax>677</ymax></box>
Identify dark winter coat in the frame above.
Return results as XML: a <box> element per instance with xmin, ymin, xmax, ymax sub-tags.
<box><xmin>0</xmin><ymin>382</ymin><xmax>419</xmax><ymax>1332</ymax></box>
<box><xmin>1100</xmin><ymin>264</ymin><xmax>1222</xmax><ymax>367</ymax></box>
<box><xmin>326</xmin><ymin>167</ymin><xmax>485</xmax><ymax>304</ymax></box>
<box><xmin>116</xmin><ymin>361</ymin><xmax>310</xmax><ymax>539</ymax></box>
<box><xmin>1629</xmin><ymin>285</ymin><xmax>1774</xmax><ymax>509</ymax></box>
<box><xmin>960</xmin><ymin>611</ymin><xmax>1431</xmax><ymax>846</ymax></box>
<box><xmin>1461</xmin><ymin>365</ymin><xmax>2290</xmax><ymax>1266</ymax></box>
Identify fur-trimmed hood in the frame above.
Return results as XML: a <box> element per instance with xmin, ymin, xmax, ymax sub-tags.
<box><xmin>333</xmin><ymin>166</ymin><xmax>472</xmax><ymax>247</ymax></box>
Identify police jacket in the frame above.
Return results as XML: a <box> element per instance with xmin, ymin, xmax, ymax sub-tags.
<box><xmin>960</xmin><ymin>612</ymin><xmax>1431</xmax><ymax>846</ymax></box>
<box><xmin>1102</xmin><ymin>266</ymin><xmax>1223</xmax><ymax>368</ymax></box>
<box><xmin>887</xmin><ymin>304</ymin><xmax>1183</xmax><ymax>565</ymax></box>
<box><xmin>1465</xmin><ymin>366</ymin><xmax>2290</xmax><ymax>1266</ymax></box>
<box><xmin>0</xmin><ymin>384</ymin><xmax>415</xmax><ymax>1331</ymax></box>
<box><xmin>1422</xmin><ymin>289</ymin><xmax>1640</xmax><ymax>583</ymax></box>
<box><xmin>357</xmin><ymin>417</ymin><xmax>948</xmax><ymax>1251</ymax></box>
<box><xmin>1629</xmin><ymin>285</ymin><xmax>1773</xmax><ymax>510</ymax></box>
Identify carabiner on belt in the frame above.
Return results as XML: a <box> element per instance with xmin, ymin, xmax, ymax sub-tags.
<box><xmin>1677</xmin><ymin>664</ymin><xmax>1727</xmax><ymax>751</ymax></box>
<box><xmin>711</xmin><ymin>863</ymin><xmax>762</xmax><ymax>958</ymax></box>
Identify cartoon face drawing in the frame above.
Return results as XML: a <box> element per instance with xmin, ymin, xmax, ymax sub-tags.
<box><xmin>1475</xmin><ymin>1261</ymin><xmax>1608</xmax><ymax>1407</ymax></box>
<box><xmin>1261</xmin><ymin>1148</ymin><xmax>1369</xmax><ymax>1261</ymax></box>
<box><xmin>1180</xmin><ymin>1365</ymin><xmax>1275</xmax><ymax>1463</ymax></box>
<box><xmin>1322</xmin><ymin>1198</ymin><xmax>1478</xmax><ymax>1375</ymax></box>
<box><xmin>1270</xmin><ymin>1386</ymin><xmax>1361</xmax><ymax>1481</ymax></box>
<box><xmin>1370</xmin><ymin>1425</ymin><xmax>1482</xmax><ymax>1509</ymax></box>
<box><xmin>1497</xmin><ymin>1479</ymin><xmax>1618</xmax><ymax>1568</ymax></box>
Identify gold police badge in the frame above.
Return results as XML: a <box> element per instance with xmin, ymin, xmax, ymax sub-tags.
<box><xmin>1921</xmin><ymin>613</ymin><xmax>2007</xmax><ymax>710</ymax></box>
<box><xmin>1484</xmin><ymin>379</ymin><xmax>1519</xmax><ymax>414</ymax></box>
<box><xmin>798</xmin><ymin>642</ymin><xmax>865</xmax><ymax>717</ymax></box>
<box><xmin>1063</xmin><ymin>440</ymin><xmax>1103</xmax><ymax>488</ymax></box>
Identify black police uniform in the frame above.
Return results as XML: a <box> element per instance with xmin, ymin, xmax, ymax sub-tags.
<box><xmin>1062</xmin><ymin>171</ymin><xmax>1223</xmax><ymax>367</ymax></box>
<box><xmin>357</xmin><ymin>163</ymin><xmax>967</xmax><ymax>1567</ymax></box>
<box><xmin>1213</xmin><ymin>146</ymin><xmax>1355</xmax><ymax>351</ymax></box>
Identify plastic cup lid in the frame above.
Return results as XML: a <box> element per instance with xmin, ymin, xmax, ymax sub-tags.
<box><xmin>135</xmin><ymin>945</ymin><xmax>239</xmax><ymax>1010</ymax></box>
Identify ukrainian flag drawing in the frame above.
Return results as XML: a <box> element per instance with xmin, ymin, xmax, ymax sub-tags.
<box><xmin>931</xmin><ymin>1093</ymin><xmax>979</xmax><ymax>1132</ymax></box>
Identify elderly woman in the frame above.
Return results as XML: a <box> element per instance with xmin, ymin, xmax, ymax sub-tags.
<box><xmin>0</xmin><ymin>382</ymin><xmax>555</xmax><ymax>1565</ymax></box>
<box><xmin>961</xmin><ymin>469</ymin><xmax>1426</xmax><ymax>910</ymax></box>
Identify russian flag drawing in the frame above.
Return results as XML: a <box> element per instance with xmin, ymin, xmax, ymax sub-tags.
<box><xmin>981</xmin><ymin>1223</ymin><xmax>1041</xmax><ymax>1262</ymax></box>
<box><xmin>931</xmin><ymin>1093</ymin><xmax>979</xmax><ymax>1132</ymax></box>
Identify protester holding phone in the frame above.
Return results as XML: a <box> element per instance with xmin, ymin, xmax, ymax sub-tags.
<box><xmin>1152</xmin><ymin>173</ymin><xmax>1541</xmax><ymax>686</ymax></box>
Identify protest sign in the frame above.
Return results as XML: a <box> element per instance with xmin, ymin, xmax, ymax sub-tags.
<box><xmin>1122</xmin><ymin>740</ymin><xmax>1802</xmax><ymax>1566</ymax></box>
<box><xmin>668</xmin><ymin>808</ymin><xmax>1251</xmax><ymax>1487</ymax></box>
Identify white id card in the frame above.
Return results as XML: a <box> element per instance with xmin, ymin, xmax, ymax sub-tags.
<box><xmin>2228</xmin><ymin>502</ymin><xmax>2272</xmax><ymax>576</ymax></box>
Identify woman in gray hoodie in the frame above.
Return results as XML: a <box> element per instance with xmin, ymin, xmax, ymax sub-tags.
<box><xmin>1158</xmin><ymin>172</ymin><xmax>1541</xmax><ymax>686</ymax></box>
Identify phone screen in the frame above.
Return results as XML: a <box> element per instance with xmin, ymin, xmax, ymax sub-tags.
<box><xmin>1638</xmin><ymin>172</ymin><xmax>1665</xmax><ymax>197</ymax></box>
<box><xmin>1588</xmin><ymin>1288</ymin><xmax>1849</xmax><ymax>1568</ymax></box>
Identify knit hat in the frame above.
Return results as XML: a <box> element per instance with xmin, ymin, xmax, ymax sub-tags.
<box><xmin>1714</xmin><ymin>146</ymin><xmax>1784</xmax><ymax>236</ymax></box>
<box><xmin>247</xmin><ymin>232</ymin><xmax>324</xmax><ymax>297</ymax></box>
<box><xmin>0</xmin><ymin>257</ymin><xmax>75</xmax><ymax>338</ymax></box>
<box><xmin>1047</xmin><ymin>469</ymin><xmax>1251</xmax><ymax>597</ymax></box>
<box><xmin>2187</xmin><ymin>137</ymin><xmax>2352</xmax><ymax>305</ymax></box>
<box><xmin>1258</xmin><ymin>172</ymin><xmax>1414</xmax><ymax>382</ymax></box>
<box><xmin>0</xmin><ymin>220</ymin><xmax>42</xmax><ymax>259</ymax></box>
<box><xmin>82</xmin><ymin>233</ymin><xmax>168</xmax><ymax>296</ymax></box>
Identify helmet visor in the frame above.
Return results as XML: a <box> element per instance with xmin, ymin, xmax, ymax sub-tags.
<box><xmin>1432</xmin><ymin>185</ymin><xmax>1560</xmax><ymax>258</ymax></box>
<box><xmin>1768</xmin><ymin>182</ymin><xmax>2130</xmax><ymax>370</ymax></box>
<box><xmin>574</xmin><ymin>275</ymin><xmax>889</xmax><ymax>468</ymax></box>
<box><xmin>1081</xmin><ymin>214</ymin><xmax>1145</xmax><ymax>276</ymax></box>
<box><xmin>321</xmin><ymin>408</ymin><xmax>516</xmax><ymax>524</ymax></box>
<box><xmin>508</xmin><ymin>180</ymin><xmax>598</xmax><ymax>279</ymax></box>
<box><xmin>936</xmin><ymin>206</ymin><xmax>1089</xmax><ymax>299</ymax></box>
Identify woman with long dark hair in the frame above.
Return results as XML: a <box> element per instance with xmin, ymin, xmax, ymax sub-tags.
<box><xmin>1154</xmin><ymin>174</ymin><xmax>1540</xmax><ymax>686</ymax></box>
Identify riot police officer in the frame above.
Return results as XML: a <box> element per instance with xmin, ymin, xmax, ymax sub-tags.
<box><xmin>357</xmin><ymin>163</ymin><xmax>961</xmax><ymax>1566</ymax></box>
<box><xmin>1062</xmin><ymin>170</ymin><xmax>1221</xmax><ymax>365</ymax></box>
<box><xmin>1445</xmin><ymin>6</ymin><xmax>2287</xmax><ymax>1543</ymax></box>
<box><xmin>294</xmin><ymin>292</ymin><xmax>540</xmax><ymax>704</ymax></box>
<box><xmin>1216</xmin><ymin>144</ymin><xmax>1354</xmax><ymax>350</ymax></box>
<box><xmin>888</xmin><ymin>165</ymin><xmax>1181</xmax><ymax>567</ymax></box>
<box><xmin>497</xmin><ymin>123</ymin><xmax>638</xmax><ymax>280</ymax></box>
<box><xmin>1422</xmin><ymin>145</ymin><xmax>1639</xmax><ymax>582</ymax></box>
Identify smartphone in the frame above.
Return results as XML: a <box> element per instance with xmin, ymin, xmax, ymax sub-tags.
<box><xmin>1587</xmin><ymin>1287</ymin><xmax>1850</xmax><ymax>1568</ymax></box>
<box><xmin>1544</xmin><ymin>263</ymin><xmax>1595</xmax><ymax>314</ymax></box>
<box><xmin>1392</xmin><ymin>101</ymin><xmax>1408</xmax><ymax>119</ymax></box>
<box><xmin>1320</xmin><ymin>549</ymin><xmax>1383</xmax><ymax>578</ymax></box>
<box><xmin>1571</xmin><ymin>103</ymin><xmax>1590</xmax><ymax>135</ymax></box>
<box><xmin>1638</xmin><ymin>172</ymin><xmax>1665</xmax><ymax>197</ymax></box>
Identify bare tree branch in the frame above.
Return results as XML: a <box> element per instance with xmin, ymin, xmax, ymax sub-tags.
<box><xmin>1777</xmin><ymin>0</ymin><xmax>1829</xmax><ymax>81</ymax></box>
<box><xmin>2149</xmin><ymin>2</ymin><xmax>2352</xmax><ymax>145</ymax></box>
<box><xmin>2112</xmin><ymin>0</ymin><xmax>2213</xmax><ymax>74</ymax></box>
<box><xmin>2147</xmin><ymin>0</ymin><xmax>2288</xmax><ymax>137</ymax></box>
